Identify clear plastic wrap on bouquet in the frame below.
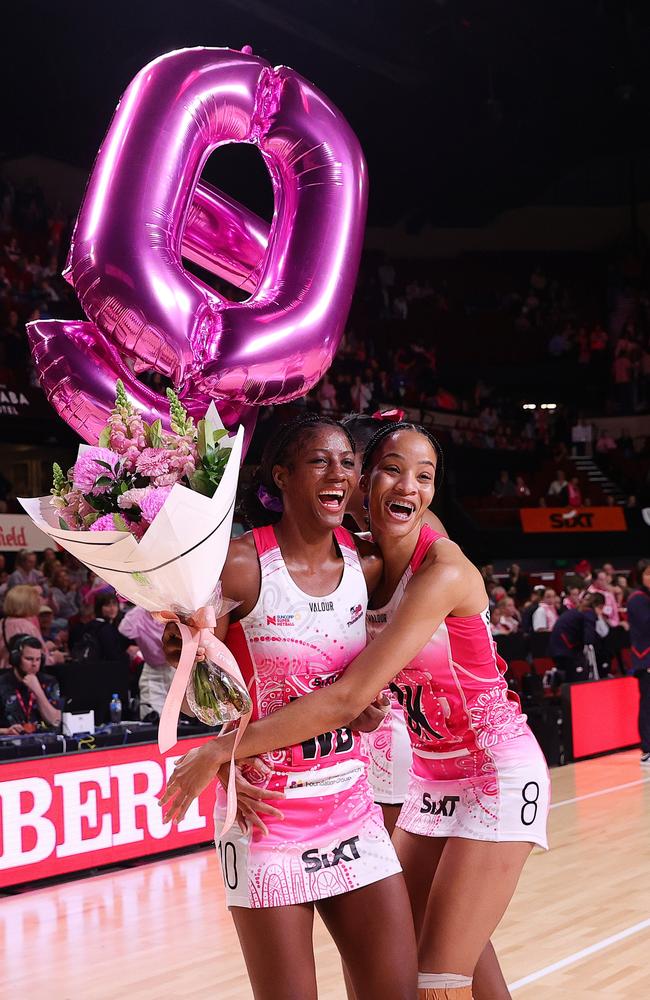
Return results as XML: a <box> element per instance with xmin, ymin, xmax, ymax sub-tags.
<box><xmin>158</xmin><ymin>586</ymin><xmax>252</xmax><ymax>728</ymax></box>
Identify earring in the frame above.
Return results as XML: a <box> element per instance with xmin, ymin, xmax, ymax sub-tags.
<box><xmin>362</xmin><ymin>496</ymin><xmax>369</xmax><ymax>510</ymax></box>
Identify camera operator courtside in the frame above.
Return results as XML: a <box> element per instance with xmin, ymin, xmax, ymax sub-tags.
<box><xmin>0</xmin><ymin>634</ymin><xmax>61</xmax><ymax>733</ymax></box>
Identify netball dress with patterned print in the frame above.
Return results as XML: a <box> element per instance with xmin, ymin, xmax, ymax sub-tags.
<box><xmin>364</xmin><ymin>678</ymin><xmax>413</xmax><ymax>805</ymax></box>
<box><xmin>366</xmin><ymin>524</ymin><xmax>550</xmax><ymax>848</ymax></box>
<box><xmin>215</xmin><ymin>525</ymin><xmax>401</xmax><ymax>907</ymax></box>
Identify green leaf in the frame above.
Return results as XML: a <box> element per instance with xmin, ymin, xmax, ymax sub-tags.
<box><xmin>95</xmin><ymin>476</ymin><xmax>113</xmax><ymax>487</ymax></box>
<box><xmin>98</xmin><ymin>425</ymin><xmax>111</xmax><ymax>448</ymax></box>
<box><xmin>58</xmin><ymin>516</ymin><xmax>71</xmax><ymax>530</ymax></box>
<box><xmin>82</xmin><ymin>512</ymin><xmax>101</xmax><ymax>527</ymax></box>
<box><xmin>148</xmin><ymin>419</ymin><xmax>164</xmax><ymax>449</ymax></box>
<box><xmin>94</xmin><ymin>460</ymin><xmax>114</xmax><ymax>470</ymax></box>
<box><xmin>197</xmin><ymin>418</ymin><xmax>212</xmax><ymax>459</ymax></box>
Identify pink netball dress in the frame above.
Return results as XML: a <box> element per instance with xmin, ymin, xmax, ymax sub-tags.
<box><xmin>214</xmin><ymin>525</ymin><xmax>401</xmax><ymax>908</ymax></box>
<box><xmin>366</xmin><ymin>525</ymin><xmax>550</xmax><ymax>848</ymax></box>
<box><xmin>364</xmin><ymin>684</ymin><xmax>412</xmax><ymax>805</ymax></box>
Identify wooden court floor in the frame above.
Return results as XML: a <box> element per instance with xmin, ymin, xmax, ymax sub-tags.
<box><xmin>1</xmin><ymin>750</ymin><xmax>649</xmax><ymax>1000</ymax></box>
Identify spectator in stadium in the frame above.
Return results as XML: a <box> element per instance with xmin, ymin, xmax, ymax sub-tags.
<box><xmin>489</xmin><ymin>607</ymin><xmax>509</xmax><ymax>636</ymax></box>
<box><xmin>596</xmin><ymin>429</ymin><xmax>617</xmax><ymax>454</ymax></box>
<box><xmin>0</xmin><ymin>585</ymin><xmax>44</xmax><ymax>667</ymax></box>
<box><xmin>562</xmin><ymin>586</ymin><xmax>582</xmax><ymax>612</ymax></box>
<box><xmin>6</xmin><ymin>549</ymin><xmax>43</xmax><ymax>590</ymax></box>
<box><xmin>494</xmin><ymin>597</ymin><xmax>520</xmax><ymax>633</ymax></box>
<box><xmin>590</xmin><ymin>322</ymin><xmax>608</xmax><ymax>366</ymax></box>
<box><xmin>532</xmin><ymin>588</ymin><xmax>559</xmax><ymax>632</ymax></box>
<box><xmin>567</xmin><ymin>477</ymin><xmax>583</xmax><ymax>507</ymax></box>
<box><xmin>547</xmin><ymin>470</ymin><xmax>569</xmax><ymax>505</ymax></box>
<box><xmin>571</xmin><ymin>418</ymin><xmax>593</xmax><ymax>457</ymax></box>
<box><xmin>506</xmin><ymin>564</ymin><xmax>530</xmax><ymax>605</ymax></box>
<box><xmin>38</xmin><ymin>547</ymin><xmax>60</xmax><ymax>580</ymax></box>
<box><xmin>588</xmin><ymin>569</ymin><xmax>620</xmax><ymax>627</ymax></box>
<box><xmin>350</xmin><ymin>374</ymin><xmax>373</xmax><ymax>413</ymax></box>
<box><xmin>549</xmin><ymin>593</ymin><xmax>608</xmax><ymax>683</ymax></box>
<box><xmin>316</xmin><ymin>373</ymin><xmax>338</xmax><ymax>413</ymax></box>
<box><xmin>49</xmin><ymin>565</ymin><xmax>80</xmax><ymax>623</ymax></box>
<box><xmin>514</xmin><ymin>475</ymin><xmax>531</xmax><ymax>499</ymax></box>
<box><xmin>521</xmin><ymin>585</ymin><xmax>546</xmax><ymax>634</ymax></box>
<box><xmin>118</xmin><ymin>605</ymin><xmax>172</xmax><ymax>720</ymax></box>
<box><xmin>548</xmin><ymin>327</ymin><xmax>570</xmax><ymax>358</ymax></box>
<box><xmin>0</xmin><ymin>635</ymin><xmax>61</xmax><ymax>730</ymax></box>
<box><xmin>493</xmin><ymin>470</ymin><xmax>516</xmax><ymax>498</ymax></box>
<box><xmin>37</xmin><ymin>604</ymin><xmax>59</xmax><ymax>643</ymax></box>
<box><xmin>69</xmin><ymin>592</ymin><xmax>130</xmax><ymax>664</ymax></box>
<box><xmin>626</xmin><ymin>561</ymin><xmax>650</xmax><ymax>764</ymax></box>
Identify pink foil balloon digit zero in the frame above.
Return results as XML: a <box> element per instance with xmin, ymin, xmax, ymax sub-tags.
<box><xmin>28</xmin><ymin>46</ymin><xmax>367</xmax><ymax>445</ymax></box>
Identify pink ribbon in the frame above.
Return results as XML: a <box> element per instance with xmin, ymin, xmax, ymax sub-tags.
<box><xmin>155</xmin><ymin>606</ymin><xmax>251</xmax><ymax>836</ymax></box>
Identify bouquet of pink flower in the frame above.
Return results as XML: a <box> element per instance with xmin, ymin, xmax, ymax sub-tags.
<box><xmin>50</xmin><ymin>379</ymin><xmax>233</xmax><ymax>539</ymax></box>
<box><xmin>20</xmin><ymin>384</ymin><xmax>252</xmax><ymax>795</ymax></box>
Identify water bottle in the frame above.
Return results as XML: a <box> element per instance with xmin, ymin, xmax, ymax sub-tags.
<box><xmin>110</xmin><ymin>693</ymin><xmax>122</xmax><ymax>724</ymax></box>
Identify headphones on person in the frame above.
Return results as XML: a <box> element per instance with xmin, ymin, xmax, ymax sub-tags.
<box><xmin>9</xmin><ymin>634</ymin><xmax>39</xmax><ymax>670</ymax></box>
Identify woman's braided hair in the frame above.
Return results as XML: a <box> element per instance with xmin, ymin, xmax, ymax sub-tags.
<box><xmin>240</xmin><ymin>413</ymin><xmax>356</xmax><ymax>527</ymax></box>
<box><xmin>361</xmin><ymin>420</ymin><xmax>445</xmax><ymax>491</ymax></box>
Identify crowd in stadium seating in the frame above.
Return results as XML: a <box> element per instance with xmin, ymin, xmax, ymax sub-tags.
<box><xmin>482</xmin><ymin>558</ymin><xmax>639</xmax><ymax>688</ymax></box>
<box><xmin>0</xmin><ymin>546</ymin><xmax>169</xmax><ymax>733</ymax></box>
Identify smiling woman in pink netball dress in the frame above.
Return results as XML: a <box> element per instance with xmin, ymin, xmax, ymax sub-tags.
<box><xmin>164</xmin><ymin>420</ymin><xmax>549</xmax><ymax>1000</ymax></box>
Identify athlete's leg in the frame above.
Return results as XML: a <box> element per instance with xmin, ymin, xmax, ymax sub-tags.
<box><xmin>231</xmin><ymin>903</ymin><xmax>318</xmax><ymax>1000</ymax></box>
<box><xmin>472</xmin><ymin>942</ymin><xmax>511</xmax><ymax>1000</ymax></box>
<box><xmin>418</xmin><ymin>838</ymin><xmax>532</xmax><ymax>978</ymax></box>
<box><xmin>393</xmin><ymin>829</ymin><xmax>512</xmax><ymax>1000</ymax></box>
<box><xmin>380</xmin><ymin>802</ymin><xmax>402</xmax><ymax>837</ymax></box>
<box><xmin>317</xmin><ymin>873</ymin><xmax>418</xmax><ymax>1000</ymax></box>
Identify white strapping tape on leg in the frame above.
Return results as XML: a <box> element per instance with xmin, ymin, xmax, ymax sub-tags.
<box><xmin>418</xmin><ymin>973</ymin><xmax>473</xmax><ymax>989</ymax></box>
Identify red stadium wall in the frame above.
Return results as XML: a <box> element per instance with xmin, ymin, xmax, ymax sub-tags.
<box><xmin>568</xmin><ymin>677</ymin><xmax>640</xmax><ymax>760</ymax></box>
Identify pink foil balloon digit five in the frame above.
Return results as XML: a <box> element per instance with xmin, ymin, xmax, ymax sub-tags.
<box><xmin>28</xmin><ymin>46</ymin><xmax>367</xmax><ymax>446</ymax></box>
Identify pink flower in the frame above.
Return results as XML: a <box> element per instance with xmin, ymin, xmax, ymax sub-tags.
<box><xmin>53</xmin><ymin>488</ymin><xmax>97</xmax><ymax>527</ymax></box>
<box><xmin>135</xmin><ymin>448</ymin><xmax>195</xmax><ymax>488</ymax></box>
<box><xmin>73</xmin><ymin>447</ymin><xmax>122</xmax><ymax>494</ymax></box>
<box><xmin>117</xmin><ymin>487</ymin><xmax>150</xmax><ymax>510</ymax></box>
<box><xmin>90</xmin><ymin>513</ymin><xmax>124</xmax><ymax>532</ymax></box>
<box><xmin>139</xmin><ymin>486</ymin><xmax>172</xmax><ymax>524</ymax></box>
<box><xmin>90</xmin><ymin>513</ymin><xmax>146</xmax><ymax>539</ymax></box>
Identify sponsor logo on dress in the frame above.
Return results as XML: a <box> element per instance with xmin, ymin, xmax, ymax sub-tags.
<box><xmin>266</xmin><ymin>614</ymin><xmax>296</xmax><ymax>626</ymax></box>
<box><xmin>367</xmin><ymin>612</ymin><xmax>388</xmax><ymax>624</ymax></box>
<box><xmin>420</xmin><ymin>792</ymin><xmax>460</xmax><ymax>816</ymax></box>
<box><xmin>309</xmin><ymin>600</ymin><xmax>334</xmax><ymax>613</ymax></box>
<box><xmin>347</xmin><ymin>603</ymin><xmax>363</xmax><ymax>626</ymax></box>
<box><xmin>301</xmin><ymin>835</ymin><xmax>362</xmax><ymax>873</ymax></box>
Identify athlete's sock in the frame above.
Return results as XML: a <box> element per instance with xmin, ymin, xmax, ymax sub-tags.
<box><xmin>417</xmin><ymin>971</ymin><xmax>473</xmax><ymax>999</ymax></box>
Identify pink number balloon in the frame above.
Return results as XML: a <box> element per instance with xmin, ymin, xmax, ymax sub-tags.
<box><xmin>28</xmin><ymin>45</ymin><xmax>366</xmax><ymax>446</ymax></box>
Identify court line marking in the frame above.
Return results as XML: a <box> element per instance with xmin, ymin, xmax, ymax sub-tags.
<box><xmin>509</xmin><ymin>918</ymin><xmax>650</xmax><ymax>990</ymax></box>
<box><xmin>550</xmin><ymin>776</ymin><xmax>650</xmax><ymax>809</ymax></box>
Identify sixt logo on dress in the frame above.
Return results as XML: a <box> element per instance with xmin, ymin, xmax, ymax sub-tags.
<box><xmin>347</xmin><ymin>604</ymin><xmax>363</xmax><ymax>626</ymax></box>
<box><xmin>420</xmin><ymin>793</ymin><xmax>460</xmax><ymax>816</ymax></box>
<box><xmin>266</xmin><ymin>614</ymin><xmax>296</xmax><ymax>627</ymax></box>
<box><xmin>301</xmin><ymin>836</ymin><xmax>362</xmax><ymax>873</ymax></box>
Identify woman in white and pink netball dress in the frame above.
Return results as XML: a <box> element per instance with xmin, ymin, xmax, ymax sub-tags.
<box><xmin>164</xmin><ymin>414</ymin><xmax>416</xmax><ymax>1000</ymax></box>
<box><xmin>164</xmin><ymin>420</ymin><xmax>549</xmax><ymax>1000</ymax></box>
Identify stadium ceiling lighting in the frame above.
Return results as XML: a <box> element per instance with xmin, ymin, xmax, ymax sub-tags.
<box><xmin>540</xmin><ymin>403</ymin><xmax>557</xmax><ymax>409</ymax></box>
<box><xmin>522</xmin><ymin>403</ymin><xmax>536</xmax><ymax>409</ymax></box>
